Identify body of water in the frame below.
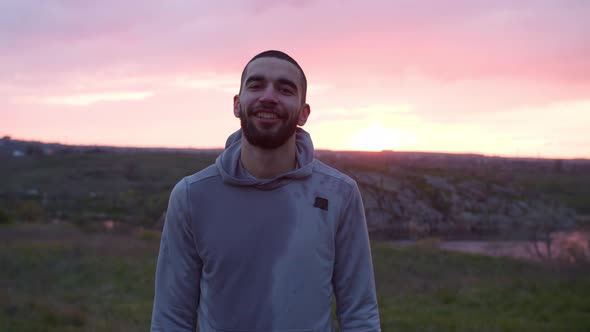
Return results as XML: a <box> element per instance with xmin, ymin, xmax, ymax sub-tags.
<box><xmin>393</xmin><ymin>230</ymin><xmax>590</xmax><ymax>263</ymax></box>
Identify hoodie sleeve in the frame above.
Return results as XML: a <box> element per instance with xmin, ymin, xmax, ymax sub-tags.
<box><xmin>333</xmin><ymin>182</ymin><xmax>381</xmax><ymax>332</ymax></box>
<box><xmin>151</xmin><ymin>178</ymin><xmax>202</xmax><ymax>332</ymax></box>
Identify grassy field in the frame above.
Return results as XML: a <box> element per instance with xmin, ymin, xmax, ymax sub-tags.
<box><xmin>0</xmin><ymin>152</ymin><xmax>217</xmax><ymax>226</ymax></box>
<box><xmin>0</xmin><ymin>224</ymin><xmax>158</xmax><ymax>332</ymax></box>
<box><xmin>373</xmin><ymin>243</ymin><xmax>590</xmax><ymax>331</ymax></box>
<box><xmin>1</xmin><ymin>223</ymin><xmax>589</xmax><ymax>332</ymax></box>
<box><xmin>2</xmin><ymin>151</ymin><xmax>589</xmax><ymax>229</ymax></box>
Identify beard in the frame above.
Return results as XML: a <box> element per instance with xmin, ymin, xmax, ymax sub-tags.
<box><xmin>239</xmin><ymin>104</ymin><xmax>299</xmax><ymax>150</ymax></box>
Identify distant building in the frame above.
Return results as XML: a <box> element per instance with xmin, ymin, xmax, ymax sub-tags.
<box><xmin>12</xmin><ymin>150</ymin><xmax>25</xmax><ymax>157</ymax></box>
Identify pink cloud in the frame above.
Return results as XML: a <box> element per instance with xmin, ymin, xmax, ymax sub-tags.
<box><xmin>2</xmin><ymin>0</ymin><xmax>588</xmax><ymax>83</ymax></box>
<box><xmin>1</xmin><ymin>0</ymin><xmax>589</xmax><ymax>157</ymax></box>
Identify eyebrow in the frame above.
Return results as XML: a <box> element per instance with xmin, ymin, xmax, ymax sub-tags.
<box><xmin>277</xmin><ymin>78</ymin><xmax>298</xmax><ymax>92</ymax></box>
<box><xmin>244</xmin><ymin>75</ymin><xmax>299</xmax><ymax>92</ymax></box>
<box><xmin>245</xmin><ymin>75</ymin><xmax>265</xmax><ymax>85</ymax></box>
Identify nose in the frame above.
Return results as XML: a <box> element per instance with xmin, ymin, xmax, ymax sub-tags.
<box><xmin>259</xmin><ymin>85</ymin><xmax>278</xmax><ymax>103</ymax></box>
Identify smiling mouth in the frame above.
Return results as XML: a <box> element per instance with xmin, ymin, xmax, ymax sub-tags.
<box><xmin>254</xmin><ymin>112</ymin><xmax>279</xmax><ymax>120</ymax></box>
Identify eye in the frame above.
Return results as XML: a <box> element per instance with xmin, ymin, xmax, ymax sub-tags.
<box><xmin>280</xmin><ymin>87</ymin><xmax>294</xmax><ymax>95</ymax></box>
<box><xmin>247</xmin><ymin>82</ymin><xmax>263</xmax><ymax>90</ymax></box>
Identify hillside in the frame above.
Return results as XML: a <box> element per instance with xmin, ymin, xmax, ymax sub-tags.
<box><xmin>318</xmin><ymin>151</ymin><xmax>590</xmax><ymax>239</ymax></box>
<box><xmin>1</xmin><ymin>138</ymin><xmax>589</xmax><ymax>240</ymax></box>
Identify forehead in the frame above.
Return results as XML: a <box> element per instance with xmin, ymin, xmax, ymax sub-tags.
<box><xmin>244</xmin><ymin>57</ymin><xmax>303</xmax><ymax>86</ymax></box>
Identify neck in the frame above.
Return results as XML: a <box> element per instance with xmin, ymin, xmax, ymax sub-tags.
<box><xmin>240</xmin><ymin>134</ymin><xmax>297</xmax><ymax>179</ymax></box>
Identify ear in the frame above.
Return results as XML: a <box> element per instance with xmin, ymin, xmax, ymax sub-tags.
<box><xmin>297</xmin><ymin>103</ymin><xmax>311</xmax><ymax>126</ymax></box>
<box><xmin>233</xmin><ymin>95</ymin><xmax>240</xmax><ymax>118</ymax></box>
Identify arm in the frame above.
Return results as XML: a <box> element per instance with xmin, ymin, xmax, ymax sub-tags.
<box><xmin>333</xmin><ymin>182</ymin><xmax>381</xmax><ymax>332</ymax></box>
<box><xmin>151</xmin><ymin>178</ymin><xmax>202</xmax><ymax>332</ymax></box>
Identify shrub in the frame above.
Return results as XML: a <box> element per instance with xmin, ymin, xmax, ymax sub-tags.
<box><xmin>137</xmin><ymin>229</ymin><xmax>161</xmax><ymax>241</ymax></box>
<box><xmin>13</xmin><ymin>200</ymin><xmax>45</xmax><ymax>223</ymax></box>
<box><xmin>0</xmin><ymin>208</ymin><xmax>13</xmax><ymax>224</ymax></box>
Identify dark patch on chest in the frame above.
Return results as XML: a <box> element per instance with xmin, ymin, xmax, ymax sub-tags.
<box><xmin>313</xmin><ymin>197</ymin><xmax>329</xmax><ymax>211</ymax></box>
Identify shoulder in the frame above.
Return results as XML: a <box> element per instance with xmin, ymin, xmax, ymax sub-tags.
<box><xmin>184</xmin><ymin>164</ymin><xmax>220</xmax><ymax>186</ymax></box>
<box><xmin>170</xmin><ymin>164</ymin><xmax>220</xmax><ymax>196</ymax></box>
<box><xmin>312</xmin><ymin>159</ymin><xmax>358</xmax><ymax>190</ymax></box>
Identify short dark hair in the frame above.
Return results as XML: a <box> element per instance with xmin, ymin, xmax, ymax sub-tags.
<box><xmin>239</xmin><ymin>50</ymin><xmax>307</xmax><ymax>102</ymax></box>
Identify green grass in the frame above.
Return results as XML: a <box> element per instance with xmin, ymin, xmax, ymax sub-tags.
<box><xmin>516</xmin><ymin>171</ymin><xmax>590</xmax><ymax>215</ymax></box>
<box><xmin>373</xmin><ymin>243</ymin><xmax>590</xmax><ymax>331</ymax></box>
<box><xmin>1</xmin><ymin>224</ymin><xmax>589</xmax><ymax>331</ymax></box>
<box><xmin>0</xmin><ymin>223</ymin><xmax>159</xmax><ymax>332</ymax></box>
<box><xmin>0</xmin><ymin>152</ymin><xmax>217</xmax><ymax>225</ymax></box>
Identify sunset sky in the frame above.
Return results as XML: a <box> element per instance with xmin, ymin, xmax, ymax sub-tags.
<box><xmin>1</xmin><ymin>0</ymin><xmax>589</xmax><ymax>158</ymax></box>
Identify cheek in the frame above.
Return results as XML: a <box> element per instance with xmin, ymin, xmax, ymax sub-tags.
<box><xmin>286</xmin><ymin>100</ymin><xmax>303</xmax><ymax>113</ymax></box>
<box><xmin>239</xmin><ymin>95</ymin><xmax>257</xmax><ymax>109</ymax></box>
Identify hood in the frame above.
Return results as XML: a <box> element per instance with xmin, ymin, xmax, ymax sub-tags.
<box><xmin>215</xmin><ymin>128</ymin><xmax>315</xmax><ymax>190</ymax></box>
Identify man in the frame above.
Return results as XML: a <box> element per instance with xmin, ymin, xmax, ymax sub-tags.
<box><xmin>151</xmin><ymin>50</ymin><xmax>381</xmax><ymax>331</ymax></box>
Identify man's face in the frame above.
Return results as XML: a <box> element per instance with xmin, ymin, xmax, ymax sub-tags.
<box><xmin>234</xmin><ymin>57</ymin><xmax>310</xmax><ymax>149</ymax></box>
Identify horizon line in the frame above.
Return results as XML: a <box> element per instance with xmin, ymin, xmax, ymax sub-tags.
<box><xmin>3</xmin><ymin>134</ymin><xmax>588</xmax><ymax>161</ymax></box>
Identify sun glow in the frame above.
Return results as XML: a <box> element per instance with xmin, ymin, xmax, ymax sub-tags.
<box><xmin>349</xmin><ymin>123</ymin><xmax>415</xmax><ymax>152</ymax></box>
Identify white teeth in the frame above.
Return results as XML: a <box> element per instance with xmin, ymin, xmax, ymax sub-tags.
<box><xmin>256</xmin><ymin>112</ymin><xmax>278</xmax><ymax>119</ymax></box>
